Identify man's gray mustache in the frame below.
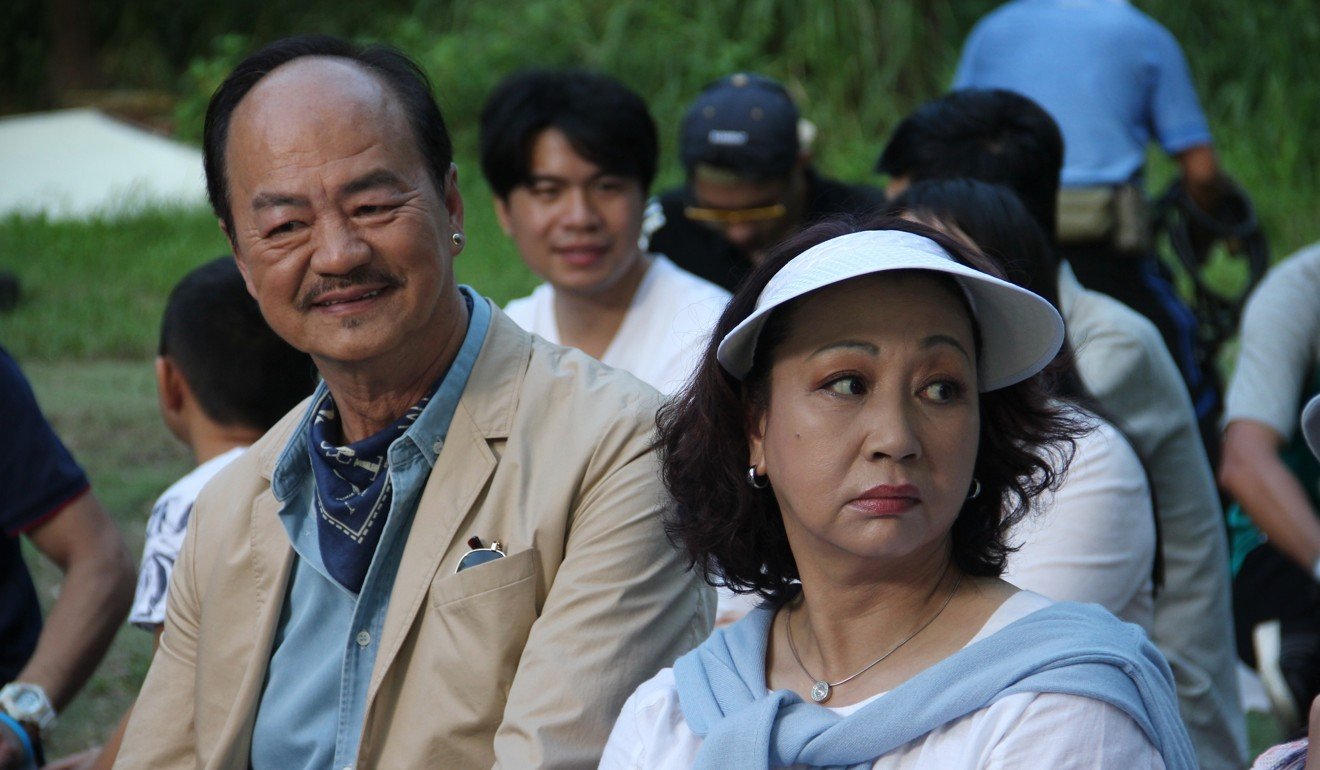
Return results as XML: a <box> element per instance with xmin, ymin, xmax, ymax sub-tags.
<box><xmin>296</xmin><ymin>270</ymin><xmax>406</xmax><ymax>310</ymax></box>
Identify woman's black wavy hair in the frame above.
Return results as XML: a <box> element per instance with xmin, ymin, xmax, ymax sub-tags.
<box><xmin>656</xmin><ymin>214</ymin><xmax>1083</xmax><ymax>605</ymax></box>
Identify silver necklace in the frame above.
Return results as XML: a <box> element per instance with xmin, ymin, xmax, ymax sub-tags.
<box><xmin>786</xmin><ymin>565</ymin><xmax>963</xmax><ymax>703</ymax></box>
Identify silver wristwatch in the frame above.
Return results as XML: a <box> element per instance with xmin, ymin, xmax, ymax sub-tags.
<box><xmin>0</xmin><ymin>683</ymin><xmax>56</xmax><ymax>734</ymax></box>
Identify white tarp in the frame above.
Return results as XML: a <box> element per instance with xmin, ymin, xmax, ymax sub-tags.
<box><xmin>0</xmin><ymin>108</ymin><xmax>207</xmax><ymax>219</ymax></box>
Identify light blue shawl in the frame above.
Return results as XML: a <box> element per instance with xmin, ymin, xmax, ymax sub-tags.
<box><xmin>673</xmin><ymin>600</ymin><xmax>1195</xmax><ymax>769</ymax></box>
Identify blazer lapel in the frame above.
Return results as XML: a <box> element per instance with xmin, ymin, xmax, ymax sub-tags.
<box><xmin>353</xmin><ymin>309</ymin><xmax>531</xmax><ymax>712</ymax></box>
<box><xmin>366</xmin><ymin>402</ymin><xmax>496</xmax><ymax>702</ymax></box>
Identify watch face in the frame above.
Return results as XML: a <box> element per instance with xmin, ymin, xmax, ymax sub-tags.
<box><xmin>14</xmin><ymin>690</ymin><xmax>40</xmax><ymax>711</ymax></box>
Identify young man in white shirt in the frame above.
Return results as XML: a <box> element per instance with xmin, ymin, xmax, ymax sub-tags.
<box><xmin>479</xmin><ymin>70</ymin><xmax>729</xmax><ymax>395</ymax></box>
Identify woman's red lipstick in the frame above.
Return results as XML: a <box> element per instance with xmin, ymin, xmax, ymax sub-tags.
<box><xmin>850</xmin><ymin>484</ymin><xmax>920</xmax><ymax>515</ymax></box>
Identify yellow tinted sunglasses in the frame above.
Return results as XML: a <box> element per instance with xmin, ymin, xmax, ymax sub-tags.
<box><xmin>683</xmin><ymin>203</ymin><xmax>788</xmax><ymax>225</ymax></box>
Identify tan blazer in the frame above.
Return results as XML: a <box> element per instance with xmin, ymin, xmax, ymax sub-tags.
<box><xmin>116</xmin><ymin>309</ymin><xmax>714</xmax><ymax>769</ymax></box>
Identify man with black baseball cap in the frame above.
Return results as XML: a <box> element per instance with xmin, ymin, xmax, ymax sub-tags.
<box><xmin>645</xmin><ymin>73</ymin><xmax>883</xmax><ymax>291</ymax></box>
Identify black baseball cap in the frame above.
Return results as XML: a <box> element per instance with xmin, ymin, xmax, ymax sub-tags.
<box><xmin>679</xmin><ymin>73</ymin><xmax>800</xmax><ymax>180</ymax></box>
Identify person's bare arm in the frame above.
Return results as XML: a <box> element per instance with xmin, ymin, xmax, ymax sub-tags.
<box><xmin>1175</xmin><ymin>144</ymin><xmax>1224</xmax><ymax>213</ymax></box>
<box><xmin>17</xmin><ymin>491</ymin><xmax>135</xmax><ymax>711</ymax></box>
<box><xmin>1220</xmin><ymin>419</ymin><xmax>1320</xmax><ymax>570</ymax></box>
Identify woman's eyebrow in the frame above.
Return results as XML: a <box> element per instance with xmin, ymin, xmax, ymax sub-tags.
<box><xmin>922</xmin><ymin>334</ymin><xmax>972</xmax><ymax>361</ymax></box>
<box><xmin>806</xmin><ymin>340</ymin><xmax>879</xmax><ymax>360</ymax></box>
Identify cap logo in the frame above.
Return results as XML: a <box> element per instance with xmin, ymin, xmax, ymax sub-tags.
<box><xmin>708</xmin><ymin>129</ymin><xmax>749</xmax><ymax>147</ymax></box>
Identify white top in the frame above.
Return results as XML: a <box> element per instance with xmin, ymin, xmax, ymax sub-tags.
<box><xmin>1006</xmin><ymin>408</ymin><xmax>1156</xmax><ymax>629</ymax></box>
<box><xmin>601</xmin><ymin>591</ymin><xmax>1164</xmax><ymax>769</ymax></box>
<box><xmin>1223</xmin><ymin>242</ymin><xmax>1320</xmax><ymax>437</ymax></box>
<box><xmin>129</xmin><ymin>447</ymin><xmax>247</xmax><ymax>629</ymax></box>
<box><xmin>504</xmin><ymin>255</ymin><xmax>730</xmax><ymax>395</ymax></box>
<box><xmin>1058</xmin><ymin>262</ymin><xmax>1246</xmax><ymax>769</ymax></box>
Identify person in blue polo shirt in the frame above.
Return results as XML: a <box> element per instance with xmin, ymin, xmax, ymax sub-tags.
<box><xmin>951</xmin><ymin>0</ymin><xmax>1225</xmax><ymax>461</ymax></box>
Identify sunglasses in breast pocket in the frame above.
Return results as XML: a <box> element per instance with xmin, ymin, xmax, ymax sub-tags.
<box><xmin>456</xmin><ymin>537</ymin><xmax>506</xmax><ymax>573</ymax></box>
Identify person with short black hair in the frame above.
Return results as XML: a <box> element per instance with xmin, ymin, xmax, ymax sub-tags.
<box><xmin>876</xmin><ymin>88</ymin><xmax>1246</xmax><ymax>770</ymax></box>
<box><xmin>878</xmin><ymin>90</ymin><xmax>1065</xmax><ymax>248</ymax></box>
<box><xmin>602</xmin><ymin>216</ymin><xmax>1194</xmax><ymax>768</ymax></box>
<box><xmin>156</xmin><ymin>256</ymin><xmax>316</xmax><ymax>435</ymax></box>
<box><xmin>645</xmin><ymin>73</ymin><xmax>884</xmax><ymax>290</ymax></box>
<box><xmin>481</xmin><ymin>69</ymin><xmax>729</xmax><ymax>395</ymax></box>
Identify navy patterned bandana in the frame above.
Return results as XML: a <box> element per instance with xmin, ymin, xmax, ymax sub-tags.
<box><xmin>307</xmin><ymin>386</ymin><xmax>436</xmax><ymax>593</ymax></box>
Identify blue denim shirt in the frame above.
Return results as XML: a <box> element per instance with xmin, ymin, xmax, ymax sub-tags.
<box><xmin>250</xmin><ymin>289</ymin><xmax>491</xmax><ymax>770</ymax></box>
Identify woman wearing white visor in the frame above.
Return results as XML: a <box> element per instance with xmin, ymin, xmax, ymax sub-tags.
<box><xmin>601</xmin><ymin>218</ymin><xmax>1194</xmax><ymax>769</ymax></box>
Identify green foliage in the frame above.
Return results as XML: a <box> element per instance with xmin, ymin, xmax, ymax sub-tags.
<box><xmin>172</xmin><ymin>34</ymin><xmax>252</xmax><ymax>145</ymax></box>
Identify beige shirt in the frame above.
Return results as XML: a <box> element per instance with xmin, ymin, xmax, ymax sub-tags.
<box><xmin>116</xmin><ymin>308</ymin><xmax>714</xmax><ymax>770</ymax></box>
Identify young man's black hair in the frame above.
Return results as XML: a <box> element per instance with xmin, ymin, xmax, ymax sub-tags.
<box><xmin>159</xmin><ymin>256</ymin><xmax>315</xmax><ymax>431</ymax></box>
<box><xmin>478</xmin><ymin>69</ymin><xmax>658</xmax><ymax>200</ymax></box>
<box><xmin>877</xmin><ymin>88</ymin><xmax>1064</xmax><ymax>241</ymax></box>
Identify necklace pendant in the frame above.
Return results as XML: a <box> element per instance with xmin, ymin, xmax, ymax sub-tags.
<box><xmin>810</xmin><ymin>680</ymin><xmax>831</xmax><ymax>703</ymax></box>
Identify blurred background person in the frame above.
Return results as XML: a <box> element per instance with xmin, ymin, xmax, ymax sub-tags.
<box><xmin>1244</xmin><ymin>396</ymin><xmax>1320</xmax><ymax>769</ymax></box>
<box><xmin>1220</xmin><ymin>241</ymin><xmax>1320</xmax><ymax>734</ymax></box>
<box><xmin>90</xmin><ymin>256</ymin><xmax>316</xmax><ymax>768</ymax></box>
<box><xmin>644</xmin><ymin>73</ymin><xmax>884</xmax><ymax>291</ymax></box>
<box><xmin>0</xmin><ymin>349</ymin><xmax>134</xmax><ymax>770</ymax></box>
<box><xmin>480</xmin><ymin>69</ymin><xmax>729</xmax><ymax>396</ymax></box>
<box><xmin>951</xmin><ymin>0</ymin><xmax>1224</xmax><ymax>444</ymax></box>
<box><xmin>877</xmin><ymin>88</ymin><xmax>1245</xmax><ymax>770</ymax></box>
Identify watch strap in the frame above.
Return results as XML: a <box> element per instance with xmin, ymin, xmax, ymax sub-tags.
<box><xmin>0</xmin><ymin>712</ymin><xmax>35</xmax><ymax>767</ymax></box>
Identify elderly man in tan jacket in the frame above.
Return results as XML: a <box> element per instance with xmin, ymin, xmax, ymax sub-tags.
<box><xmin>115</xmin><ymin>35</ymin><xmax>712</xmax><ymax>770</ymax></box>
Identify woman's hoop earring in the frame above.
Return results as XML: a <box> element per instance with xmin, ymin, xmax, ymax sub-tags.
<box><xmin>451</xmin><ymin>231</ymin><xmax>465</xmax><ymax>249</ymax></box>
<box><xmin>968</xmin><ymin>478</ymin><xmax>982</xmax><ymax>500</ymax></box>
<box><xmin>747</xmin><ymin>466</ymin><xmax>769</xmax><ymax>489</ymax></box>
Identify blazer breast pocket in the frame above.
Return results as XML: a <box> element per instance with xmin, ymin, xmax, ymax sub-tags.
<box><xmin>429</xmin><ymin>547</ymin><xmax>539</xmax><ymax>612</ymax></box>
<box><xmin>418</xmin><ymin>548</ymin><xmax>540</xmax><ymax>728</ymax></box>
